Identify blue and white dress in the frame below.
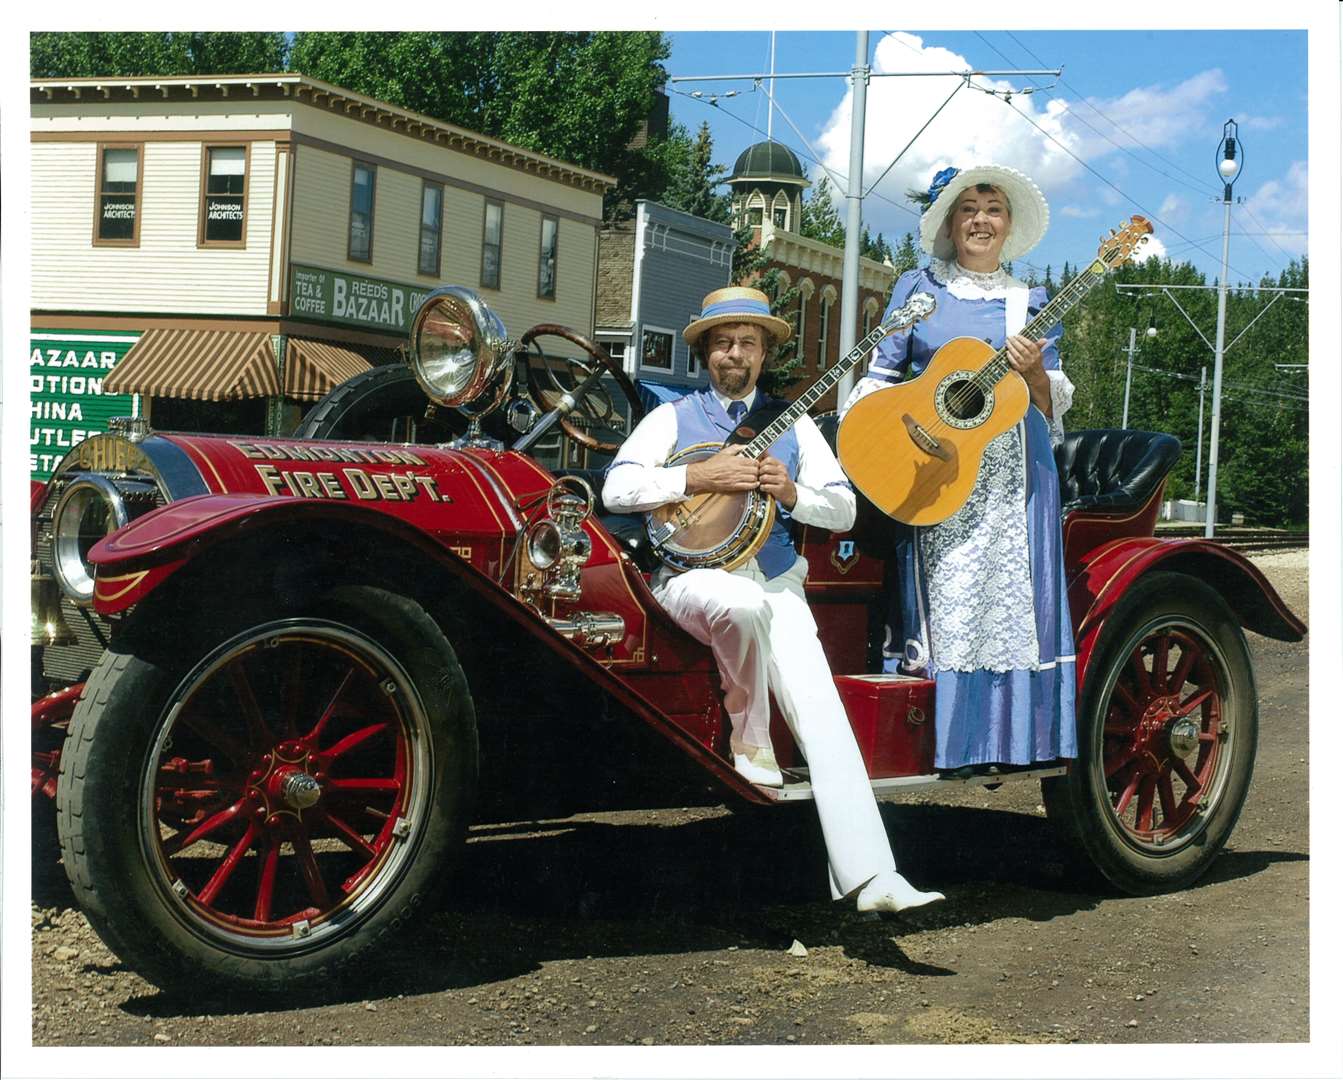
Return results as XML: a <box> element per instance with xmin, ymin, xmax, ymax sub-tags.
<box><xmin>846</xmin><ymin>259</ymin><xmax>1077</xmax><ymax>770</ymax></box>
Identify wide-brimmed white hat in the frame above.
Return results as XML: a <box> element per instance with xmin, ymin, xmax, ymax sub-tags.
<box><xmin>918</xmin><ymin>164</ymin><xmax>1049</xmax><ymax>262</ymax></box>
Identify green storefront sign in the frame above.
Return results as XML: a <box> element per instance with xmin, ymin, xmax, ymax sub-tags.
<box><xmin>289</xmin><ymin>264</ymin><xmax>433</xmax><ymax>336</ymax></box>
<box><xmin>31</xmin><ymin>332</ymin><xmax>140</xmax><ymax>481</ymax></box>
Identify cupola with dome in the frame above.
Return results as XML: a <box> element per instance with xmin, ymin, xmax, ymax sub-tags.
<box><xmin>727</xmin><ymin>139</ymin><xmax>809</xmax><ymax>235</ymax></box>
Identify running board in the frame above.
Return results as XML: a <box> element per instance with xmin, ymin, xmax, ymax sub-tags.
<box><xmin>756</xmin><ymin>764</ymin><xmax>1069</xmax><ymax>802</ymax></box>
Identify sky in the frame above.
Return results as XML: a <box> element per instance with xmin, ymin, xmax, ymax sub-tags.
<box><xmin>665</xmin><ymin>29</ymin><xmax>1309</xmax><ymax>288</ymax></box>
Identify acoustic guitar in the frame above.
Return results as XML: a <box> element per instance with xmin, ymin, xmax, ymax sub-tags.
<box><xmin>645</xmin><ymin>292</ymin><xmax>937</xmax><ymax>573</ymax></box>
<box><xmin>838</xmin><ymin>217</ymin><xmax>1153</xmax><ymax>526</ymax></box>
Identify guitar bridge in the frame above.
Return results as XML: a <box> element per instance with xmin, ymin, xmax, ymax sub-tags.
<box><xmin>902</xmin><ymin>414</ymin><xmax>951</xmax><ymax>461</ymax></box>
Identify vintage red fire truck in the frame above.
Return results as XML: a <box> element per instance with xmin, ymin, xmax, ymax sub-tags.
<box><xmin>30</xmin><ymin>287</ymin><xmax>1304</xmax><ymax>995</ymax></box>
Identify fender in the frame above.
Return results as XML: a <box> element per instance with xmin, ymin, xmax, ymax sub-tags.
<box><xmin>85</xmin><ymin>491</ymin><xmax>767</xmax><ymax>805</ymax></box>
<box><xmin>87</xmin><ymin>492</ymin><xmax>498</xmax><ymax>614</ymax></box>
<box><xmin>31</xmin><ymin>479</ymin><xmax>47</xmax><ymax>514</ymax></box>
<box><xmin>1069</xmin><ymin>535</ymin><xmax>1306</xmax><ymax>684</ymax></box>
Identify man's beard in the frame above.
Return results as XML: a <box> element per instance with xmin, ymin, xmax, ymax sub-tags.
<box><xmin>716</xmin><ymin>367</ymin><xmax>750</xmax><ymax>395</ymax></box>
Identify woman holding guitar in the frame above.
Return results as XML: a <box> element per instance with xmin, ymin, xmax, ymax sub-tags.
<box><xmin>841</xmin><ymin>164</ymin><xmax>1077</xmax><ymax>779</ymax></box>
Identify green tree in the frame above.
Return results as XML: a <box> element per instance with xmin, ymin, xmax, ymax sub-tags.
<box><xmin>890</xmin><ymin>232</ymin><xmax>921</xmax><ymax>277</ymax></box>
<box><xmin>800</xmin><ymin>174</ymin><xmax>845</xmax><ymax>248</ymax></box>
<box><xmin>31</xmin><ymin>31</ymin><xmax>288</xmax><ymax>77</ymax></box>
<box><xmin>289</xmin><ymin>31</ymin><xmax>670</xmax><ymax>218</ymax></box>
<box><xmin>659</xmin><ymin>121</ymin><xmax>730</xmax><ymax>223</ymax></box>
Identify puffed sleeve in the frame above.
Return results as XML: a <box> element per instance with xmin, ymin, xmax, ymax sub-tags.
<box><xmin>841</xmin><ymin>268</ymin><xmax>924</xmax><ymax>419</ymax></box>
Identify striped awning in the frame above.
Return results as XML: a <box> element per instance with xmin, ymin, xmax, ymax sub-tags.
<box><xmin>103</xmin><ymin>328</ymin><xmax>281</xmax><ymax>400</ymax></box>
<box><xmin>284</xmin><ymin>337</ymin><xmax>403</xmax><ymax>401</ymax></box>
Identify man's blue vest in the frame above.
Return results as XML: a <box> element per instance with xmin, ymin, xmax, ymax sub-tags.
<box><xmin>671</xmin><ymin>388</ymin><xmax>801</xmax><ymax>579</ymax></box>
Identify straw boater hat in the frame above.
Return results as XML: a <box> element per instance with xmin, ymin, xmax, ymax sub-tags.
<box><xmin>918</xmin><ymin>164</ymin><xmax>1050</xmax><ymax>263</ymax></box>
<box><xmin>683</xmin><ymin>286</ymin><xmax>793</xmax><ymax>348</ymax></box>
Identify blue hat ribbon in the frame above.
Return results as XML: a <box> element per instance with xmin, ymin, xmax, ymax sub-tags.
<box><xmin>927</xmin><ymin>166</ymin><xmax>960</xmax><ymax>204</ymax></box>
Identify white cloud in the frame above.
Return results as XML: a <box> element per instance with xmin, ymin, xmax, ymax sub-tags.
<box><xmin>1137</xmin><ymin>235</ymin><xmax>1169</xmax><ymax>263</ymax></box>
<box><xmin>815</xmin><ymin>33</ymin><xmax>1236</xmax><ymax>240</ymax></box>
<box><xmin>1060</xmin><ymin>205</ymin><xmax>1101</xmax><ymax>219</ymax></box>
<box><xmin>1238</xmin><ymin>160</ymin><xmax>1308</xmax><ymax>260</ymax></box>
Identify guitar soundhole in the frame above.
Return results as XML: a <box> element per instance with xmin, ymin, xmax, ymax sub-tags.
<box><xmin>936</xmin><ymin>373</ymin><xmax>991</xmax><ymax>429</ymax></box>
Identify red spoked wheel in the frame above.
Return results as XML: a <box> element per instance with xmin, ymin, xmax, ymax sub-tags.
<box><xmin>57</xmin><ymin>586</ymin><xmax>477</xmax><ymax>994</ymax></box>
<box><xmin>145</xmin><ymin>622</ymin><xmax>430</xmax><ymax>945</ymax></box>
<box><xmin>1044</xmin><ymin>571</ymin><xmax>1256</xmax><ymax>894</ymax></box>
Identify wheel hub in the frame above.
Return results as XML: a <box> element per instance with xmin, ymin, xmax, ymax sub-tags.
<box><xmin>279</xmin><ymin>770</ymin><xmax>323</xmax><ymax>810</ymax></box>
<box><xmin>1167</xmin><ymin>718</ymin><xmax>1201</xmax><ymax>757</ymax></box>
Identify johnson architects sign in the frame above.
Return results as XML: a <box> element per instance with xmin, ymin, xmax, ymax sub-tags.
<box><xmin>289</xmin><ymin>264</ymin><xmax>432</xmax><ymax>336</ymax></box>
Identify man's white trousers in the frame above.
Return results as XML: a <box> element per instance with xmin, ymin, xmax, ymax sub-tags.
<box><xmin>653</xmin><ymin>557</ymin><xmax>899</xmax><ymax>899</ymax></box>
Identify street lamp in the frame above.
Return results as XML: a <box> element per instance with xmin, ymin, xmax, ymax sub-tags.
<box><xmin>1204</xmin><ymin>119</ymin><xmax>1240</xmax><ymax>538</ymax></box>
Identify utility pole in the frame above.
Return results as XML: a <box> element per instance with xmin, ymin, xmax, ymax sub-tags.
<box><xmin>1121</xmin><ymin>326</ymin><xmax>1138</xmax><ymax>429</ymax></box>
<box><xmin>1204</xmin><ymin>118</ymin><xmax>1241</xmax><ymax>539</ymax></box>
<box><xmin>1194</xmin><ymin>365</ymin><xmax>1207</xmax><ymax>503</ymax></box>
<box><xmin>837</xmin><ymin>32</ymin><xmax>869</xmax><ymax>407</ymax></box>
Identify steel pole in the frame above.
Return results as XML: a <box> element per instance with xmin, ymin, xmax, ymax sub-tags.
<box><xmin>1204</xmin><ymin>193</ymin><xmax>1232</xmax><ymax>538</ymax></box>
<box><xmin>1195</xmin><ymin>365</ymin><xmax>1207</xmax><ymax>508</ymax></box>
<box><xmin>836</xmin><ymin>31</ymin><xmax>869</xmax><ymax>410</ymax></box>
<box><xmin>1121</xmin><ymin>326</ymin><xmax>1136</xmax><ymax>429</ymax></box>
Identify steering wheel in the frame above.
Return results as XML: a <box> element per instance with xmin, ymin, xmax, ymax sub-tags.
<box><xmin>521</xmin><ymin>324</ymin><xmax>645</xmax><ymax>453</ymax></box>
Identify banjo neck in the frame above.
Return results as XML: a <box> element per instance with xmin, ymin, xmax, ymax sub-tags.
<box><xmin>736</xmin><ymin>293</ymin><xmax>936</xmax><ymax>459</ymax></box>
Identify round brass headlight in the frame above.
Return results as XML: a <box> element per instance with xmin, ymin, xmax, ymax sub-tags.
<box><xmin>51</xmin><ymin>474</ymin><xmax>129</xmax><ymax>605</ymax></box>
<box><xmin>409</xmin><ymin>287</ymin><xmax>510</xmax><ymax>407</ymax></box>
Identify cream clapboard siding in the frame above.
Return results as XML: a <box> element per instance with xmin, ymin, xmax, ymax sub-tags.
<box><xmin>32</xmin><ymin>138</ymin><xmax>276</xmax><ymax>315</ymax></box>
<box><xmin>289</xmin><ymin>139</ymin><xmax>597</xmax><ymax>339</ymax></box>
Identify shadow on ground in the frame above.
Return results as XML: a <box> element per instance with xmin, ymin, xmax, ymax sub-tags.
<box><xmin>109</xmin><ymin>798</ymin><xmax>1302</xmax><ymax>1017</ymax></box>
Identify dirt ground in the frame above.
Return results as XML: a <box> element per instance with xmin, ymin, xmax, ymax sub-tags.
<box><xmin>29</xmin><ymin>550</ymin><xmax>1309</xmax><ymax>1050</ymax></box>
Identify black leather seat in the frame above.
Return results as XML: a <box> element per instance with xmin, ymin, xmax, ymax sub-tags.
<box><xmin>1053</xmin><ymin>429</ymin><xmax>1182</xmax><ymax>515</ymax></box>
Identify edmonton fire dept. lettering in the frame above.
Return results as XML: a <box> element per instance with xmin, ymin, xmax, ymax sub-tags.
<box><xmin>231</xmin><ymin>440</ymin><xmax>428</xmax><ymax>466</ymax></box>
<box><xmin>254</xmin><ymin>463</ymin><xmax>444</xmax><ymax>503</ymax></box>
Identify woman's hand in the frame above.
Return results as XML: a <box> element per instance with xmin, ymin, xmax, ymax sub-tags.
<box><xmin>1006</xmin><ymin>335</ymin><xmax>1053</xmax><ymax>417</ymax></box>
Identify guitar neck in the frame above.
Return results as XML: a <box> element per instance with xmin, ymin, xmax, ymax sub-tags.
<box><xmin>975</xmin><ymin>260</ymin><xmax>1109</xmax><ymax>388</ymax></box>
<box><xmin>739</xmin><ymin>311</ymin><xmax>913</xmax><ymax>460</ymax></box>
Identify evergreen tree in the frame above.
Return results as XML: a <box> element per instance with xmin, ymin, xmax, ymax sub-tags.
<box><xmin>800</xmin><ymin>174</ymin><xmax>845</xmax><ymax>248</ymax></box>
<box><xmin>658</xmin><ymin>121</ymin><xmax>730</xmax><ymax>223</ymax></box>
<box><xmin>890</xmin><ymin>232</ymin><xmax>921</xmax><ymax>277</ymax></box>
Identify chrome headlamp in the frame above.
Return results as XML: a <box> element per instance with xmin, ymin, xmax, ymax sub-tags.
<box><xmin>50</xmin><ymin>474</ymin><xmax>130</xmax><ymax>606</ymax></box>
<box><xmin>408</xmin><ymin>286</ymin><xmax>511</xmax><ymax>407</ymax></box>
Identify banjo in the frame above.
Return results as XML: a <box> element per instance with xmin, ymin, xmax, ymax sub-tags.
<box><xmin>644</xmin><ymin>291</ymin><xmax>936</xmax><ymax>573</ymax></box>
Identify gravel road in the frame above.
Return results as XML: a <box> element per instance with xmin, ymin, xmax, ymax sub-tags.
<box><xmin>29</xmin><ymin>549</ymin><xmax>1309</xmax><ymax>1049</ymax></box>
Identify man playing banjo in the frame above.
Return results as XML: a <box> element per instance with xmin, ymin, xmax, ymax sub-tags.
<box><xmin>603</xmin><ymin>287</ymin><xmax>943</xmax><ymax>915</ymax></box>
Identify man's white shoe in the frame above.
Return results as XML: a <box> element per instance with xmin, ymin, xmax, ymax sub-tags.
<box><xmin>855</xmin><ymin>870</ymin><xmax>945</xmax><ymax>914</ymax></box>
<box><xmin>731</xmin><ymin>743</ymin><xmax>783</xmax><ymax>787</ymax></box>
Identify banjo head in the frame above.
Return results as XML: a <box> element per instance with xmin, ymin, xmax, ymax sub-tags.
<box><xmin>646</xmin><ymin>443</ymin><xmax>773</xmax><ymax>572</ymax></box>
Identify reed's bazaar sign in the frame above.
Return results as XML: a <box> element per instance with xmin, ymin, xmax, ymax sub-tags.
<box><xmin>30</xmin><ymin>332</ymin><xmax>140</xmax><ymax>481</ymax></box>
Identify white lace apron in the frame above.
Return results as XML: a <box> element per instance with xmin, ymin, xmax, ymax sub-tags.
<box><xmin>921</xmin><ymin>260</ymin><xmax>1039</xmax><ymax>674</ymax></box>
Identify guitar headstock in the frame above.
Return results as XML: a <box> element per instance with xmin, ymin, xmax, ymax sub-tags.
<box><xmin>890</xmin><ymin>291</ymin><xmax>937</xmax><ymax>327</ymax></box>
<box><xmin>1093</xmin><ymin>216</ymin><xmax>1155</xmax><ymax>272</ymax></box>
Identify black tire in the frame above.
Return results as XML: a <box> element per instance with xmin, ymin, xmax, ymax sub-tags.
<box><xmin>55</xmin><ymin>585</ymin><xmax>477</xmax><ymax>996</ymax></box>
<box><xmin>1043</xmin><ymin>571</ymin><xmax>1257</xmax><ymax>895</ymax></box>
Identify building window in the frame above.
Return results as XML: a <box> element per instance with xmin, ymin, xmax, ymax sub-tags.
<box><xmin>94</xmin><ymin>144</ymin><xmax>141</xmax><ymax>245</ymax></box>
<box><xmin>818</xmin><ymin>295</ymin><xmax>833</xmax><ymax>369</ymax></box>
<box><xmin>419</xmin><ymin>181</ymin><xmax>443</xmax><ymax>277</ymax></box>
<box><xmin>348</xmin><ymin>161</ymin><xmax>376</xmax><ymax>263</ymax></box>
<box><xmin>198</xmin><ymin>145</ymin><xmax>248</xmax><ymax>247</ymax></box>
<box><xmin>772</xmin><ymin>206</ymin><xmax>788</xmax><ymax>227</ymax></box>
<box><xmin>746</xmin><ymin>206</ymin><xmax>763</xmax><ymax>226</ymax></box>
<box><xmin>687</xmin><ymin>315</ymin><xmax>703</xmax><ymax>377</ymax></box>
<box><xmin>538</xmin><ymin>215</ymin><xmax>559</xmax><ymax>299</ymax></box>
<box><xmin>481</xmin><ymin>199</ymin><xmax>503</xmax><ymax>289</ymax></box>
<box><xmin>600</xmin><ymin>340</ymin><xmax>628</xmax><ymax>367</ymax></box>
<box><xmin>863</xmin><ymin>304</ymin><xmax>875</xmax><ymax>339</ymax></box>
<box><xmin>641</xmin><ymin>327</ymin><xmax>674</xmax><ymax>371</ymax></box>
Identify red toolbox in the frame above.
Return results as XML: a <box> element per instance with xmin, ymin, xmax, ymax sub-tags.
<box><xmin>834</xmin><ymin>673</ymin><xmax>936</xmax><ymax>778</ymax></box>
